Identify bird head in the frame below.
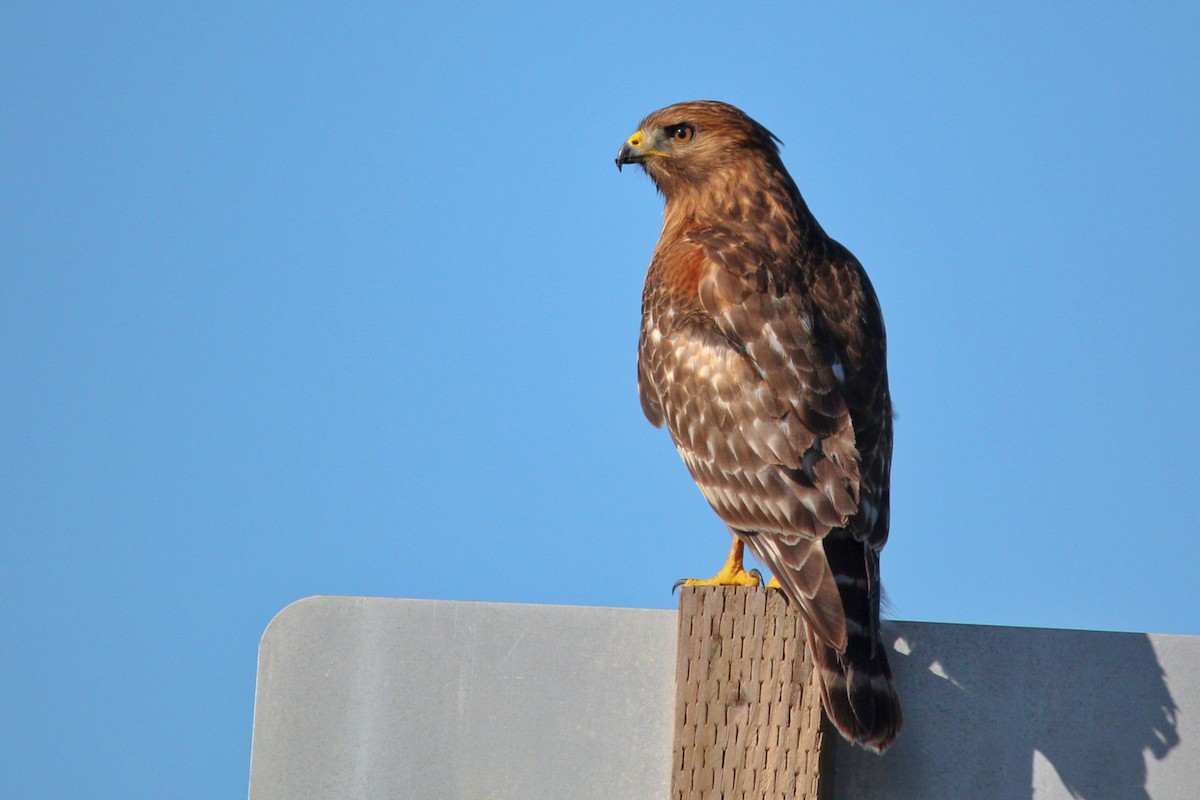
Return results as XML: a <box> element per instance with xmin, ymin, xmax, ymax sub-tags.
<box><xmin>615</xmin><ymin>100</ymin><xmax>783</xmax><ymax>197</ymax></box>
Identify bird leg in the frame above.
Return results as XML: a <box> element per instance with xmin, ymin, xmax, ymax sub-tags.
<box><xmin>676</xmin><ymin>536</ymin><xmax>762</xmax><ymax>589</ymax></box>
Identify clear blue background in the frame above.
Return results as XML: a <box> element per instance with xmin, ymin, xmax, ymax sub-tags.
<box><xmin>2</xmin><ymin>3</ymin><xmax>1197</xmax><ymax>797</ymax></box>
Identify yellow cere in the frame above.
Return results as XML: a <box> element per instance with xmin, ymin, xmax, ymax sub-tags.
<box><xmin>626</xmin><ymin>129</ymin><xmax>672</xmax><ymax>159</ymax></box>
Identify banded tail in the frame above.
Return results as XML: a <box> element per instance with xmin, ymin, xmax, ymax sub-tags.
<box><xmin>743</xmin><ymin>528</ymin><xmax>903</xmax><ymax>752</ymax></box>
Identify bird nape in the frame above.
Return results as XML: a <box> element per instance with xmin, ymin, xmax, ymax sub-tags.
<box><xmin>617</xmin><ymin>100</ymin><xmax>901</xmax><ymax>753</ymax></box>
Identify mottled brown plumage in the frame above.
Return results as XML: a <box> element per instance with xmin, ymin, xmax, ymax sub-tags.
<box><xmin>617</xmin><ymin>101</ymin><xmax>901</xmax><ymax>751</ymax></box>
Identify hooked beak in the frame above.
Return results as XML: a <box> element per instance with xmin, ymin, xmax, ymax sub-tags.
<box><xmin>616</xmin><ymin>129</ymin><xmax>663</xmax><ymax>172</ymax></box>
<box><xmin>615</xmin><ymin>141</ymin><xmax>640</xmax><ymax>172</ymax></box>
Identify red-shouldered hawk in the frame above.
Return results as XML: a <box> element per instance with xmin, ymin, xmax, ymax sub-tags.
<box><xmin>617</xmin><ymin>101</ymin><xmax>901</xmax><ymax>752</ymax></box>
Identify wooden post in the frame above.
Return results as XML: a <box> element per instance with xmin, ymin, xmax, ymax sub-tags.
<box><xmin>670</xmin><ymin>586</ymin><xmax>833</xmax><ymax>800</ymax></box>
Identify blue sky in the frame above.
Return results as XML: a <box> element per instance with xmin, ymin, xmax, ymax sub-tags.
<box><xmin>2</xmin><ymin>3</ymin><xmax>1197</xmax><ymax>797</ymax></box>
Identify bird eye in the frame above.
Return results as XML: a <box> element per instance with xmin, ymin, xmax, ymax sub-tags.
<box><xmin>667</xmin><ymin>124</ymin><xmax>695</xmax><ymax>143</ymax></box>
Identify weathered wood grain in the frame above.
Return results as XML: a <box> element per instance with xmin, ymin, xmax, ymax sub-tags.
<box><xmin>671</xmin><ymin>586</ymin><xmax>832</xmax><ymax>800</ymax></box>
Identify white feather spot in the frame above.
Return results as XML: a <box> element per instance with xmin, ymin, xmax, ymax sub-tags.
<box><xmin>762</xmin><ymin>322</ymin><xmax>790</xmax><ymax>361</ymax></box>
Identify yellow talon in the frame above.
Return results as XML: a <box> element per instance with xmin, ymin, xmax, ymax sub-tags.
<box><xmin>677</xmin><ymin>538</ymin><xmax>762</xmax><ymax>589</ymax></box>
<box><xmin>765</xmin><ymin>576</ymin><xmax>782</xmax><ymax>590</ymax></box>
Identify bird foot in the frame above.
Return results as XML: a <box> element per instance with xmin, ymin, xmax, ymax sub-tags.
<box><xmin>673</xmin><ymin>565</ymin><xmax>763</xmax><ymax>592</ymax></box>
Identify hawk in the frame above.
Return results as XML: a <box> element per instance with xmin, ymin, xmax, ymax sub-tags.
<box><xmin>616</xmin><ymin>101</ymin><xmax>901</xmax><ymax>751</ymax></box>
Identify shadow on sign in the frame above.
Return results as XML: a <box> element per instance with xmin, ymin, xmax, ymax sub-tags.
<box><xmin>834</xmin><ymin>621</ymin><xmax>1180</xmax><ymax>800</ymax></box>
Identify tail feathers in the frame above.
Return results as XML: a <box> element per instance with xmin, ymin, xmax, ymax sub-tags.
<box><xmin>808</xmin><ymin>625</ymin><xmax>902</xmax><ymax>752</ymax></box>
